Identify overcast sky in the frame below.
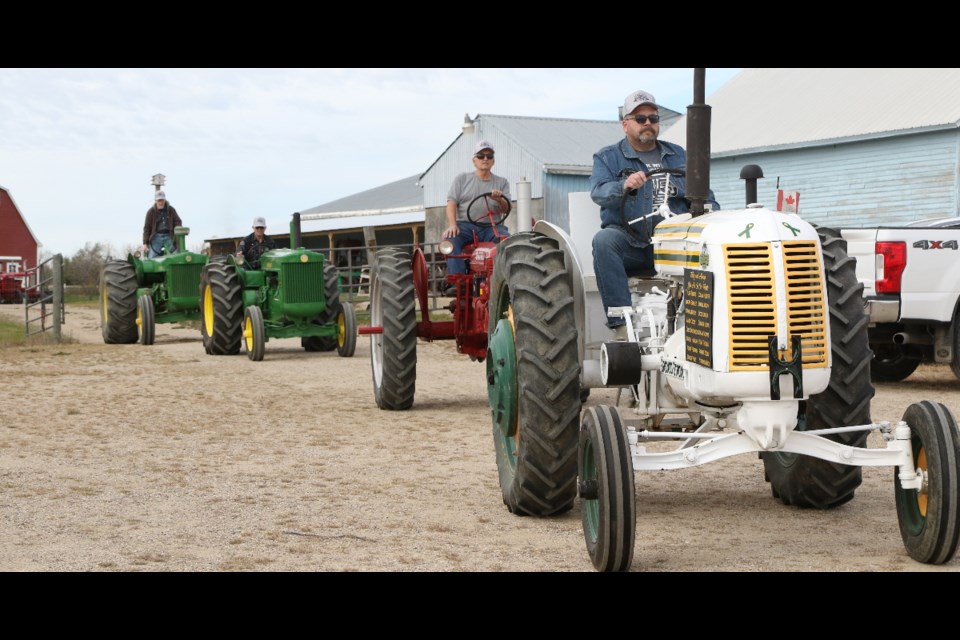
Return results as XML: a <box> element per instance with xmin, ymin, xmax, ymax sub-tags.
<box><xmin>0</xmin><ymin>68</ymin><xmax>743</xmax><ymax>257</ymax></box>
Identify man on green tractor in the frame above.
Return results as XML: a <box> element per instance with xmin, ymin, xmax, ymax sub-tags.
<box><xmin>236</xmin><ymin>216</ymin><xmax>277</xmax><ymax>269</ymax></box>
<box><xmin>141</xmin><ymin>190</ymin><xmax>183</xmax><ymax>258</ymax></box>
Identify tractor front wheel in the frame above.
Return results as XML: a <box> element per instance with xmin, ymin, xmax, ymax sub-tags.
<box><xmin>337</xmin><ymin>303</ymin><xmax>357</xmax><ymax>357</ymax></box>
<box><xmin>99</xmin><ymin>260</ymin><xmax>138</xmax><ymax>344</ymax></box>
<box><xmin>244</xmin><ymin>305</ymin><xmax>266</xmax><ymax>361</ymax></box>
<box><xmin>137</xmin><ymin>294</ymin><xmax>155</xmax><ymax>346</ymax></box>
<box><xmin>896</xmin><ymin>400</ymin><xmax>960</xmax><ymax>564</ymax></box>
<box><xmin>579</xmin><ymin>405</ymin><xmax>636</xmax><ymax>572</ymax></box>
<box><xmin>487</xmin><ymin>232</ymin><xmax>581</xmax><ymax>516</ymax></box>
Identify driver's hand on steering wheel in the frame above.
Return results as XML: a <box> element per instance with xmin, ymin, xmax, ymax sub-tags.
<box><xmin>442</xmin><ymin>222</ymin><xmax>459</xmax><ymax>239</ymax></box>
<box><xmin>624</xmin><ymin>172</ymin><xmax>649</xmax><ymax>191</ymax></box>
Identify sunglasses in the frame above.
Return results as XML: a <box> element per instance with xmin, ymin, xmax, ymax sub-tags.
<box><xmin>255</xmin><ymin>226</ymin><xmax>265</xmax><ymax>230</ymax></box>
<box><xmin>475</xmin><ymin>153</ymin><xmax>494</xmax><ymax>160</ymax></box>
<box><xmin>625</xmin><ymin>114</ymin><xmax>660</xmax><ymax>124</ymax></box>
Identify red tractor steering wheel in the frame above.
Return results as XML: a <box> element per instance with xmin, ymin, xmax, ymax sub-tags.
<box><xmin>466</xmin><ymin>192</ymin><xmax>512</xmax><ymax>228</ymax></box>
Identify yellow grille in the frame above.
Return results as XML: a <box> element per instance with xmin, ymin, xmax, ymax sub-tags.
<box><xmin>724</xmin><ymin>241</ymin><xmax>827</xmax><ymax>370</ymax></box>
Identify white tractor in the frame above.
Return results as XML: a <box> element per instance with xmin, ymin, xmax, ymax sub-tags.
<box><xmin>484</xmin><ymin>69</ymin><xmax>960</xmax><ymax>571</ymax></box>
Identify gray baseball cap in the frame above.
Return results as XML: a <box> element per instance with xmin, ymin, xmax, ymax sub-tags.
<box><xmin>253</xmin><ymin>217</ymin><xmax>266</xmax><ymax>228</ymax></box>
<box><xmin>474</xmin><ymin>140</ymin><xmax>495</xmax><ymax>154</ymax></box>
<box><xmin>622</xmin><ymin>90</ymin><xmax>658</xmax><ymax>117</ymax></box>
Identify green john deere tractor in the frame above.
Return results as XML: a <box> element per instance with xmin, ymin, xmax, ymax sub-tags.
<box><xmin>199</xmin><ymin>213</ymin><xmax>356</xmax><ymax>361</ymax></box>
<box><xmin>99</xmin><ymin>226</ymin><xmax>207</xmax><ymax>345</ymax></box>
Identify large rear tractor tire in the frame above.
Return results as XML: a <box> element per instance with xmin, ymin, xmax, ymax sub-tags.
<box><xmin>370</xmin><ymin>248</ymin><xmax>417</xmax><ymax>410</ymax></box>
<box><xmin>99</xmin><ymin>260</ymin><xmax>138</xmax><ymax>344</ymax></box>
<box><xmin>201</xmin><ymin>261</ymin><xmax>243</xmax><ymax>355</ymax></box>
<box><xmin>487</xmin><ymin>232</ymin><xmax>581</xmax><ymax>516</ymax></box>
<box><xmin>895</xmin><ymin>400</ymin><xmax>960</xmax><ymax>564</ymax></box>
<box><xmin>302</xmin><ymin>262</ymin><xmax>341</xmax><ymax>352</ymax></box>
<box><xmin>762</xmin><ymin>228</ymin><xmax>876</xmax><ymax>508</ymax></box>
<box><xmin>137</xmin><ymin>294</ymin><xmax>156</xmax><ymax>346</ymax></box>
<box><xmin>200</xmin><ymin>255</ymin><xmax>230</xmax><ymax>354</ymax></box>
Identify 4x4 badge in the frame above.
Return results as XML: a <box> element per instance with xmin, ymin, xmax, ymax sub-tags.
<box><xmin>913</xmin><ymin>240</ymin><xmax>959</xmax><ymax>250</ymax></box>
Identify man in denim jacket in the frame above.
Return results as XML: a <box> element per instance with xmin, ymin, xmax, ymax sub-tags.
<box><xmin>589</xmin><ymin>89</ymin><xmax>720</xmax><ymax>340</ymax></box>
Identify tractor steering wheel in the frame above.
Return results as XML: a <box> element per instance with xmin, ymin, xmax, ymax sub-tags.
<box><xmin>620</xmin><ymin>167</ymin><xmax>686</xmax><ymax>243</ymax></box>
<box><xmin>466</xmin><ymin>192</ymin><xmax>512</xmax><ymax>228</ymax></box>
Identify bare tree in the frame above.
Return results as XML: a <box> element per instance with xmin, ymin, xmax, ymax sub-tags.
<box><xmin>64</xmin><ymin>242</ymin><xmax>110</xmax><ymax>290</ymax></box>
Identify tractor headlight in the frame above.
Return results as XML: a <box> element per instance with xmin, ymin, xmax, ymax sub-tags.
<box><xmin>439</xmin><ymin>239</ymin><xmax>455</xmax><ymax>255</ymax></box>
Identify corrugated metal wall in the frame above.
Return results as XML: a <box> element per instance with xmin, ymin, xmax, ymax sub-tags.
<box><xmin>421</xmin><ymin>126</ymin><xmax>544</xmax><ymax>209</ymax></box>
<box><xmin>543</xmin><ymin>174</ymin><xmax>592</xmax><ymax>230</ymax></box>
<box><xmin>708</xmin><ymin>129</ymin><xmax>959</xmax><ymax>227</ymax></box>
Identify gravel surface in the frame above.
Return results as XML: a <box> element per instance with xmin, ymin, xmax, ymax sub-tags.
<box><xmin>1</xmin><ymin>302</ymin><xmax>958</xmax><ymax>572</ymax></box>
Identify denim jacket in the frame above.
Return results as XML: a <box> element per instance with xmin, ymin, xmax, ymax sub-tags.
<box><xmin>589</xmin><ymin>138</ymin><xmax>720</xmax><ymax>243</ymax></box>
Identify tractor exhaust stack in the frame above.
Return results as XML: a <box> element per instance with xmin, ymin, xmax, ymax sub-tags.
<box><xmin>686</xmin><ymin>68</ymin><xmax>711</xmax><ymax>217</ymax></box>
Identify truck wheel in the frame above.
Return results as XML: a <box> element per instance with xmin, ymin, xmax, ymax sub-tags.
<box><xmin>137</xmin><ymin>295</ymin><xmax>156</xmax><ymax>346</ymax></box>
<box><xmin>579</xmin><ymin>405</ymin><xmax>636</xmax><ymax>572</ymax></box>
<box><xmin>200</xmin><ymin>261</ymin><xmax>243</xmax><ymax>355</ymax></box>
<box><xmin>337</xmin><ymin>303</ymin><xmax>357</xmax><ymax>357</ymax></box>
<box><xmin>302</xmin><ymin>262</ymin><xmax>341</xmax><ymax>352</ymax></box>
<box><xmin>370</xmin><ymin>248</ymin><xmax>417</xmax><ymax>410</ymax></box>
<box><xmin>872</xmin><ymin>343</ymin><xmax>922</xmax><ymax>382</ymax></box>
<box><xmin>487</xmin><ymin>232</ymin><xmax>581</xmax><ymax>516</ymax></box>
<box><xmin>950</xmin><ymin>310</ymin><xmax>960</xmax><ymax>380</ymax></box>
<box><xmin>243</xmin><ymin>305</ymin><xmax>266</xmax><ymax>361</ymax></box>
<box><xmin>99</xmin><ymin>260</ymin><xmax>138</xmax><ymax>344</ymax></box>
<box><xmin>895</xmin><ymin>400</ymin><xmax>960</xmax><ymax>564</ymax></box>
<box><xmin>762</xmin><ymin>229</ymin><xmax>876</xmax><ymax>508</ymax></box>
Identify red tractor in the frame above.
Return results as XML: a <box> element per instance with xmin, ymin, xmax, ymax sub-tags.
<box><xmin>0</xmin><ymin>272</ymin><xmax>42</xmax><ymax>304</ymax></box>
<box><xmin>361</xmin><ymin>193</ymin><xmax>510</xmax><ymax>409</ymax></box>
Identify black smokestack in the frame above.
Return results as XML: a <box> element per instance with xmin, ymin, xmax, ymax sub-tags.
<box><xmin>686</xmin><ymin>68</ymin><xmax>711</xmax><ymax>217</ymax></box>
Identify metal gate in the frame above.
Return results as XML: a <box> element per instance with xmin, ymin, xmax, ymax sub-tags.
<box><xmin>25</xmin><ymin>254</ymin><xmax>64</xmax><ymax>341</ymax></box>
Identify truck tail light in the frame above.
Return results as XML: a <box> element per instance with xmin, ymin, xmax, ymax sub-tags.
<box><xmin>876</xmin><ymin>241</ymin><xmax>906</xmax><ymax>294</ymax></box>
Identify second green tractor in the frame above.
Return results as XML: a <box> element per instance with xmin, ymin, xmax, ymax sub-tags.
<box><xmin>200</xmin><ymin>214</ymin><xmax>356</xmax><ymax>361</ymax></box>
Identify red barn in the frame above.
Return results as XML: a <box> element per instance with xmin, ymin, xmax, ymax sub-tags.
<box><xmin>0</xmin><ymin>184</ymin><xmax>41</xmax><ymax>273</ymax></box>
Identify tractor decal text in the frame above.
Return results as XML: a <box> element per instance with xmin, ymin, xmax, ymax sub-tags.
<box><xmin>660</xmin><ymin>360</ymin><xmax>686</xmax><ymax>381</ymax></box>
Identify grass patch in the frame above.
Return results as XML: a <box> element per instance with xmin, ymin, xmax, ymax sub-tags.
<box><xmin>66</xmin><ymin>295</ymin><xmax>99</xmax><ymax>307</ymax></box>
<box><xmin>0</xmin><ymin>316</ymin><xmax>24</xmax><ymax>345</ymax></box>
<box><xmin>0</xmin><ymin>311</ymin><xmax>78</xmax><ymax>347</ymax></box>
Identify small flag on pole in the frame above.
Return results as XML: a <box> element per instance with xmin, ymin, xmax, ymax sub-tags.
<box><xmin>776</xmin><ymin>190</ymin><xmax>800</xmax><ymax>214</ymax></box>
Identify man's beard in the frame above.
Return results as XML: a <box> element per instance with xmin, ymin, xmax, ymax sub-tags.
<box><xmin>632</xmin><ymin>129</ymin><xmax>657</xmax><ymax>146</ymax></box>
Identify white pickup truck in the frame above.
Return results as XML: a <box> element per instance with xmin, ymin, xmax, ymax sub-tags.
<box><xmin>839</xmin><ymin>217</ymin><xmax>960</xmax><ymax>381</ymax></box>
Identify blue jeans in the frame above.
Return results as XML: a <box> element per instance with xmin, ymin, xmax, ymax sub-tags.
<box><xmin>446</xmin><ymin>221</ymin><xmax>509</xmax><ymax>275</ymax></box>
<box><xmin>148</xmin><ymin>233</ymin><xmax>174</xmax><ymax>258</ymax></box>
<box><xmin>593</xmin><ymin>226</ymin><xmax>655</xmax><ymax>328</ymax></box>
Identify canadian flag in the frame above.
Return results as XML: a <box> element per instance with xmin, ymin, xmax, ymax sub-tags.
<box><xmin>777</xmin><ymin>190</ymin><xmax>800</xmax><ymax>213</ymax></box>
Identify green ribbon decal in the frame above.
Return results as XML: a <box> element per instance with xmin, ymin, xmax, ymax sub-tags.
<box><xmin>738</xmin><ymin>223</ymin><xmax>754</xmax><ymax>239</ymax></box>
<box><xmin>782</xmin><ymin>222</ymin><xmax>801</xmax><ymax>237</ymax></box>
